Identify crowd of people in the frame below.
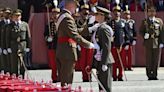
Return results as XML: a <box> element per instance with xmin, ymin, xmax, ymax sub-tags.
<box><xmin>0</xmin><ymin>8</ymin><xmax>31</xmax><ymax>78</ymax></box>
<box><xmin>42</xmin><ymin>0</ymin><xmax>164</xmax><ymax>92</ymax></box>
<box><xmin>0</xmin><ymin>0</ymin><xmax>164</xmax><ymax>92</ymax></box>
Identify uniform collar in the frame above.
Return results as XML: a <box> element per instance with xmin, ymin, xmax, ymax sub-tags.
<box><xmin>63</xmin><ymin>9</ymin><xmax>72</xmax><ymax>15</ymax></box>
<box><xmin>149</xmin><ymin>17</ymin><xmax>155</xmax><ymax>22</ymax></box>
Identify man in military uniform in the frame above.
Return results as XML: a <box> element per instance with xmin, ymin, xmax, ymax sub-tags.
<box><xmin>56</xmin><ymin>0</ymin><xmax>97</xmax><ymax>87</ymax></box>
<box><xmin>110</xmin><ymin>5</ymin><xmax>126</xmax><ymax>81</ymax></box>
<box><xmin>123</xmin><ymin>8</ymin><xmax>137</xmax><ymax>71</ymax></box>
<box><xmin>0</xmin><ymin>8</ymin><xmax>12</xmax><ymax>72</ymax></box>
<box><xmin>44</xmin><ymin>7</ymin><xmax>60</xmax><ymax>83</ymax></box>
<box><xmin>9</xmin><ymin>9</ymin><xmax>31</xmax><ymax>76</ymax></box>
<box><xmin>93</xmin><ymin>6</ymin><xmax>114</xmax><ymax>92</ymax></box>
<box><xmin>76</xmin><ymin>2</ymin><xmax>95</xmax><ymax>82</ymax></box>
<box><xmin>139</xmin><ymin>6</ymin><xmax>164</xmax><ymax>80</ymax></box>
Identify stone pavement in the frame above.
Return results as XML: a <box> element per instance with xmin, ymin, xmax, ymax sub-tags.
<box><xmin>24</xmin><ymin>67</ymin><xmax>164</xmax><ymax>92</ymax></box>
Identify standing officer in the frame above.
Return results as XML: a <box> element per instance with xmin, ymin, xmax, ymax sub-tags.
<box><xmin>56</xmin><ymin>0</ymin><xmax>97</xmax><ymax>87</ymax></box>
<box><xmin>93</xmin><ymin>6</ymin><xmax>114</xmax><ymax>92</ymax></box>
<box><xmin>44</xmin><ymin>7</ymin><xmax>60</xmax><ymax>83</ymax></box>
<box><xmin>123</xmin><ymin>7</ymin><xmax>137</xmax><ymax>71</ymax></box>
<box><xmin>0</xmin><ymin>8</ymin><xmax>12</xmax><ymax>72</ymax></box>
<box><xmin>12</xmin><ymin>9</ymin><xmax>31</xmax><ymax>77</ymax></box>
<box><xmin>139</xmin><ymin>6</ymin><xmax>164</xmax><ymax>80</ymax></box>
<box><xmin>110</xmin><ymin>4</ymin><xmax>126</xmax><ymax>81</ymax></box>
<box><xmin>77</xmin><ymin>2</ymin><xmax>94</xmax><ymax>82</ymax></box>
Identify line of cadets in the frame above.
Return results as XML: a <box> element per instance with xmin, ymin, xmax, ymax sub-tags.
<box><xmin>0</xmin><ymin>8</ymin><xmax>31</xmax><ymax>78</ymax></box>
<box><xmin>45</xmin><ymin>1</ymin><xmax>136</xmax><ymax>82</ymax></box>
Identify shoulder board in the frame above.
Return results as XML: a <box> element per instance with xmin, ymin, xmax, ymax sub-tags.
<box><xmin>129</xmin><ymin>19</ymin><xmax>135</xmax><ymax>23</ymax></box>
<box><xmin>155</xmin><ymin>18</ymin><xmax>163</xmax><ymax>25</ymax></box>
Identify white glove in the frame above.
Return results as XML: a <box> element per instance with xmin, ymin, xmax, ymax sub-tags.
<box><xmin>25</xmin><ymin>48</ymin><xmax>30</xmax><ymax>52</ymax></box>
<box><xmin>144</xmin><ymin>33</ymin><xmax>149</xmax><ymax>39</ymax></box>
<box><xmin>94</xmin><ymin>50</ymin><xmax>102</xmax><ymax>61</ymax></box>
<box><xmin>102</xmin><ymin>65</ymin><xmax>108</xmax><ymax>72</ymax></box>
<box><xmin>132</xmin><ymin>40</ymin><xmax>136</xmax><ymax>45</ymax></box>
<box><xmin>89</xmin><ymin>43</ymin><xmax>100</xmax><ymax>50</ymax></box>
<box><xmin>7</xmin><ymin>48</ymin><xmax>12</xmax><ymax>53</ymax></box>
<box><xmin>3</xmin><ymin>49</ymin><xmax>8</xmax><ymax>55</ymax></box>
<box><xmin>124</xmin><ymin>45</ymin><xmax>129</xmax><ymax>50</ymax></box>
<box><xmin>88</xmin><ymin>23</ymin><xmax>99</xmax><ymax>33</ymax></box>
<box><xmin>77</xmin><ymin>45</ymin><xmax>81</xmax><ymax>51</ymax></box>
<box><xmin>0</xmin><ymin>48</ymin><xmax>2</xmax><ymax>54</ymax></box>
<box><xmin>47</xmin><ymin>36</ymin><xmax>53</xmax><ymax>42</ymax></box>
<box><xmin>159</xmin><ymin>44</ymin><xmax>164</xmax><ymax>48</ymax></box>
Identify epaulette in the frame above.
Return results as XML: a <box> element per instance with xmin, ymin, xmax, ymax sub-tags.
<box><xmin>129</xmin><ymin>19</ymin><xmax>135</xmax><ymax>23</ymax></box>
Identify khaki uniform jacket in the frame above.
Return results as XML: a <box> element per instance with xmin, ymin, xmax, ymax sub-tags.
<box><xmin>139</xmin><ymin>17</ymin><xmax>164</xmax><ymax>48</ymax></box>
<box><xmin>56</xmin><ymin>10</ymin><xmax>91</xmax><ymax>62</ymax></box>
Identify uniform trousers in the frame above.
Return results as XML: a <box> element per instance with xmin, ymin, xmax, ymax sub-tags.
<box><xmin>48</xmin><ymin>49</ymin><xmax>58</xmax><ymax>81</ymax></box>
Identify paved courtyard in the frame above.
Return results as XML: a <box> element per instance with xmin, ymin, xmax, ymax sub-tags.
<box><xmin>24</xmin><ymin>67</ymin><xmax>164</xmax><ymax>92</ymax></box>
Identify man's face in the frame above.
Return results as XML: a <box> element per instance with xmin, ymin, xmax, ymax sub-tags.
<box><xmin>113</xmin><ymin>10</ymin><xmax>121</xmax><ymax>18</ymax></box>
<box><xmin>124</xmin><ymin>13</ymin><xmax>131</xmax><ymax>19</ymax></box>
<box><xmin>148</xmin><ymin>9</ymin><xmax>156</xmax><ymax>17</ymax></box>
<box><xmin>80</xmin><ymin>9</ymin><xmax>89</xmax><ymax>19</ymax></box>
<box><xmin>3</xmin><ymin>12</ymin><xmax>10</xmax><ymax>19</ymax></box>
<box><xmin>51</xmin><ymin>12</ymin><xmax>59</xmax><ymax>20</ymax></box>
<box><xmin>13</xmin><ymin>14</ymin><xmax>22</xmax><ymax>21</ymax></box>
<box><xmin>95</xmin><ymin>13</ymin><xmax>104</xmax><ymax>22</ymax></box>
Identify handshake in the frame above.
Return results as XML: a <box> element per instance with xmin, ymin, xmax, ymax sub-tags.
<box><xmin>89</xmin><ymin>43</ymin><xmax>100</xmax><ymax>50</ymax></box>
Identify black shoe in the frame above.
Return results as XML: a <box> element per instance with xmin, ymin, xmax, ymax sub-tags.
<box><xmin>53</xmin><ymin>80</ymin><xmax>59</xmax><ymax>83</ymax></box>
<box><xmin>148</xmin><ymin>78</ymin><xmax>153</xmax><ymax>80</ymax></box>
<box><xmin>153</xmin><ymin>77</ymin><xmax>158</xmax><ymax>80</ymax></box>
<box><xmin>118</xmin><ymin>78</ymin><xmax>123</xmax><ymax>81</ymax></box>
<box><xmin>83</xmin><ymin>80</ymin><xmax>90</xmax><ymax>82</ymax></box>
<box><xmin>124</xmin><ymin>68</ymin><xmax>128</xmax><ymax>71</ymax></box>
<box><xmin>113</xmin><ymin>78</ymin><xmax>117</xmax><ymax>81</ymax></box>
<box><xmin>128</xmin><ymin>68</ymin><xmax>133</xmax><ymax>71</ymax></box>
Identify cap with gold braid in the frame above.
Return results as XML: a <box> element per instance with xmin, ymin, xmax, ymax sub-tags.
<box><xmin>96</xmin><ymin>6</ymin><xmax>111</xmax><ymax>15</ymax></box>
<box><xmin>4</xmin><ymin>7</ymin><xmax>11</xmax><ymax>13</ymax></box>
<box><xmin>12</xmin><ymin>9</ymin><xmax>22</xmax><ymax>16</ymax></box>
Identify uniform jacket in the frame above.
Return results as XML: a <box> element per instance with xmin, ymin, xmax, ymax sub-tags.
<box><xmin>124</xmin><ymin>19</ymin><xmax>137</xmax><ymax>44</ymax></box>
<box><xmin>97</xmin><ymin>23</ymin><xmax>115</xmax><ymax>64</ymax></box>
<box><xmin>110</xmin><ymin>18</ymin><xmax>126</xmax><ymax>47</ymax></box>
<box><xmin>44</xmin><ymin>21</ymin><xmax>58</xmax><ymax>49</ymax></box>
<box><xmin>56</xmin><ymin>9</ymin><xmax>91</xmax><ymax>61</ymax></box>
<box><xmin>139</xmin><ymin>17</ymin><xmax>164</xmax><ymax>48</ymax></box>
<box><xmin>0</xmin><ymin>19</ymin><xmax>11</xmax><ymax>51</ymax></box>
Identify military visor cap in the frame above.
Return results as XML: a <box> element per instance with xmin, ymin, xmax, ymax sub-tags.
<box><xmin>13</xmin><ymin>9</ymin><xmax>22</xmax><ymax>15</ymax></box>
<box><xmin>52</xmin><ymin>8</ymin><xmax>60</xmax><ymax>13</ymax></box>
<box><xmin>96</xmin><ymin>6</ymin><xmax>110</xmax><ymax>15</ymax></box>
<box><xmin>147</xmin><ymin>6</ymin><xmax>156</xmax><ymax>12</ymax></box>
<box><xmin>4</xmin><ymin>7</ymin><xmax>11</xmax><ymax>13</ymax></box>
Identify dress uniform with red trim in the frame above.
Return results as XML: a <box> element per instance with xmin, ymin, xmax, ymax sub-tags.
<box><xmin>55</xmin><ymin>0</ymin><xmax>96</xmax><ymax>87</ymax></box>
<box><xmin>44</xmin><ymin>7</ymin><xmax>60</xmax><ymax>83</ymax></box>
<box><xmin>75</xmin><ymin>2</ymin><xmax>94</xmax><ymax>82</ymax></box>
<box><xmin>110</xmin><ymin>5</ymin><xmax>126</xmax><ymax>81</ymax></box>
<box><xmin>123</xmin><ymin>9</ymin><xmax>137</xmax><ymax>71</ymax></box>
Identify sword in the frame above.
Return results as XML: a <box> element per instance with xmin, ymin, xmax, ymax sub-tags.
<box><xmin>85</xmin><ymin>66</ymin><xmax>107</xmax><ymax>92</ymax></box>
<box><xmin>158</xmin><ymin>48</ymin><xmax>162</xmax><ymax>70</ymax></box>
<box><xmin>116</xmin><ymin>47</ymin><xmax>128</xmax><ymax>81</ymax></box>
<box><xmin>91</xmin><ymin>70</ymin><xmax>107</xmax><ymax>92</ymax></box>
<box><xmin>18</xmin><ymin>52</ymin><xmax>32</xmax><ymax>80</ymax></box>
